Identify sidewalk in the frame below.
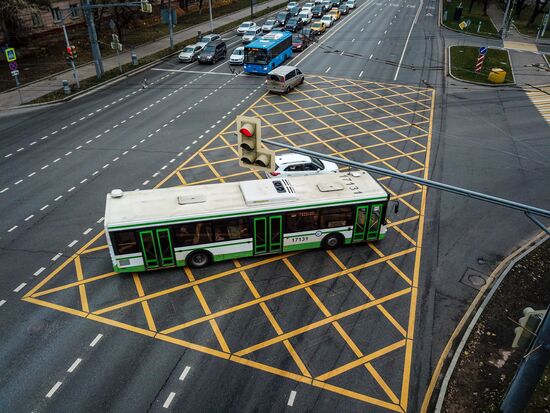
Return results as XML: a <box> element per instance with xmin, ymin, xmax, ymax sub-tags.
<box><xmin>0</xmin><ymin>0</ymin><xmax>284</xmax><ymax>110</ymax></box>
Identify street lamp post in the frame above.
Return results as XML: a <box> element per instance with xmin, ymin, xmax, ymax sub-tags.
<box><xmin>208</xmin><ymin>0</ymin><xmax>214</xmax><ymax>32</ymax></box>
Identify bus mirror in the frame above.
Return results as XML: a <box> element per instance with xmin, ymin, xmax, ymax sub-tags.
<box><xmin>394</xmin><ymin>201</ymin><xmax>399</xmax><ymax>214</ymax></box>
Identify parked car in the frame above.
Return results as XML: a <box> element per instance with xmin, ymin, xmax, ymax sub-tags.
<box><xmin>262</xmin><ymin>18</ymin><xmax>279</xmax><ymax>32</ymax></box>
<box><xmin>275</xmin><ymin>10</ymin><xmax>291</xmax><ymax>25</ymax></box>
<box><xmin>310</xmin><ymin>20</ymin><xmax>326</xmax><ymax>34</ymax></box>
<box><xmin>285</xmin><ymin>17</ymin><xmax>304</xmax><ymax>32</ymax></box>
<box><xmin>298</xmin><ymin>10</ymin><xmax>313</xmax><ymax>24</ymax></box>
<box><xmin>346</xmin><ymin>0</ymin><xmax>356</xmax><ymax>8</ymax></box>
<box><xmin>320</xmin><ymin>14</ymin><xmax>333</xmax><ymax>27</ymax></box>
<box><xmin>242</xmin><ymin>26</ymin><xmax>262</xmax><ymax>44</ymax></box>
<box><xmin>196</xmin><ymin>33</ymin><xmax>221</xmax><ymax>50</ymax></box>
<box><xmin>237</xmin><ymin>21</ymin><xmax>256</xmax><ymax>35</ymax></box>
<box><xmin>329</xmin><ymin>8</ymin><xmax>341</xmax><ymax>20</ymax></box>
<box><xmin>287</xmin><ymin>1</ymin><xmax>299</xmax><ymax>10</ymax></box>
<box><xmin>311</xmin><ymin>5</ymin><xmax>324</xmax><ymax>17</ymax></box>
<box><xmin>338</xmin><ymin>4</ymin><xmax>349</xmax><ymax>14</ymax></box>
<box><xmin>289</xmin><ymin>5</ymin><xmax>302</xmax><ymax>16</ymax></box>
<box><xmin>266</xmin><ymin>65</ymin><xmax>304</xmax><ymax>94</ymax></box>
<box><xmin>178</xmin><ymin>44</ymin><xmax>202</xmax><ymax>62</ymax></box>
<box><xmin>229</xmin><ymin>46</ymin><xmax>244</xmax><ymax>65</ymax></box>
<box><xmin>292</xmin><ymin>34</ymin><xmax>311</xmax><ymax>52</ymax></box>
<box><xmin>198</xmin><ymin>39</ymin><xmax>227</xmax><ymax>64</ymax></box>
<box><xmin>266</xmin><ymin>153</ymin><xmax>339</xmax><ymax>178</ymax></box>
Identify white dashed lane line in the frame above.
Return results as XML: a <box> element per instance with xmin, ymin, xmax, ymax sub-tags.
<box><xmin>179</xmin><ymin>366</ymin><xmax>191</xmax><ymax>381</ymax></box>
<box><xmin>288</xmin><ymin>390</ymin><xmax>297</xmax><ymax>407</ymax></box>
<box><xmin>67</xmin><ymin>358</ymin><xmax>82</xmax><ymax>373</ymax></box>
<box><xmin>46</xmin><ymin>382</ymin><xmax>62</xmax><ymax>398</ymax></box>
<box><xmin>13</xmin><ymin>283</ymin><xmax>27</xmax><ymax>293</ymax></box>
<box><xmin>0</xmin><ymin>300</ymin><xmax>6</xmax><ymax>307</ymax></box>
<box><xmin>89</xmin><ymin>333</ymin><xmax>103</xmax><ymax>347</ymax></box>
<box><xmin>163</xmin><ymin>392</ymin><xmax>176</xmax><ymax>409</ymax></box>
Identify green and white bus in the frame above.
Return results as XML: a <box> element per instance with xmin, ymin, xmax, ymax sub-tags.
<box><xmin>104</xmin><ymin>171</ymin><xmax>389</xmax><ymax>272</ymax></box>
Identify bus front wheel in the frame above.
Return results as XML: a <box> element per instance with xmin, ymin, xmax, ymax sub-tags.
<box><xmin>322</xmin><ymin>233</ymin><xmax>343</xmax><ymax>250</ymax></box>
<box><xmin>187</xmin><ymin>250</ymin><xmax>212</xmax><ymax>268</ymax></box>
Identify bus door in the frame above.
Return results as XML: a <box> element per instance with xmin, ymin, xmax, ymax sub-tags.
<box><xmin>138</xmin><ymin>228</ymin><xmax>175</xmax><ymax>269</ymax></box>
<box><xmin>352</xmin><ymin>204</ymin><xmax>384</xmax><ymax>242</ymax></box>
<box><xmin>253</xmin><ymin>215</ymin><xmax>282</xmax><ymax>255</ymax></box>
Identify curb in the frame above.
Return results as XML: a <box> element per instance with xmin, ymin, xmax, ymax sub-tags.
<box><xmin>433</xmin><ymin>233</ymin><xmax>549</xmax><ymax>412</ymax></box>
<box><xmin>1</xmin><ymin>0</ymin><xmax>286</xmax><ymax>109</ymax></box>
<box><xmin>447</xmin><ymin>45</ymin><xmax>516</xmax><ymax>87</ymax></box>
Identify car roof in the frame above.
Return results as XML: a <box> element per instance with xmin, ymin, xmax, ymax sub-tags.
<box><xmin>276</xmin><ymin>153</ymin><xmax>312</xmax><ymax>165</ymax></box>
<box><xmin>241</xmin><ymin>21</ymin><xmax>254</xmax><ymax>25</ymax></box>
<box><xmin>268</xmin><ymin>65</ymin><xmax>299</xmax><ymax>76</ymax></box>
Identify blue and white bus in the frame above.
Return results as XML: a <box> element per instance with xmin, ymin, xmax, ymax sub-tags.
<box><xmin>243</xmin><ymin>31</ymin><xmax>293</xmax><ymax>74</ymax></box>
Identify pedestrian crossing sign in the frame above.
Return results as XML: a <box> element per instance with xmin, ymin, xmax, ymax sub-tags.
<box><xmin>5</xmin><ymin>48</ymin><xmax>16</xmax><ymax>62</ymax></box>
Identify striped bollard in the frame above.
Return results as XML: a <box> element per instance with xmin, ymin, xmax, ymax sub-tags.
<box><xmin>475</xmin><ymin>46</ymin><xmax>488</xmax><ymax>73</ymax></box>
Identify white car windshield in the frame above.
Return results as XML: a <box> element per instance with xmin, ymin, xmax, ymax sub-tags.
<box><xmin>233</xmin><ymin>48</ymin><xmax>244</xmax><ymax>55</ymax></box>
<box><xmin>183</xmin><ymin>47</ymin><xmax>194</xmax><ymax>53</ymax></box>
<box><xmin>241</xmin><ymin>23</ymin><xmax>252</xmax><ymax>28</ymax></box>
<box><xmin>245</xmin><ymin>30</ymin><xmax>256</xmax><ymax>35</ymax></box>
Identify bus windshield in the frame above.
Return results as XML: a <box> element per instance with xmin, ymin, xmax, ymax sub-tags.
<box><xmin>245</xmin><ymin>48</ymin><xmax>268</xmax><ymax>65</ymax></box>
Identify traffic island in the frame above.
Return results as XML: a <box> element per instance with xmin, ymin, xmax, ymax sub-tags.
<box><xmin>440</xmin><ymin>236</ymin><xmax>550</xmax><ymax>412</ymax></box>
<box><xmin>441</xmin><ymin>0</ymin><xmax>499</xmax><ymax>38</ymax></box>
<box><xmin>449</xmin><ymin>45</ymin><xmax>515</xmax><ymax>85</ymax></box>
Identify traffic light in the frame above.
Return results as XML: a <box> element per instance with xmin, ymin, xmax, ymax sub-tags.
<box><xmin>512</xmin><ymin>307</ymin><xmax>546</xmax><ymax>350</ymax></box>
<box><xmin>237</xmin><ymin>115</ymin><xmax>275</xmax><ymax>172</ymax></box>
<box><xmin>66</xmin><ymin>46</ymin><xmax>73</xmax><ymax>60</ymax></box>
<box><xmin>140</xmin><ymin>0</ymin><xmax>153</xmax><ymax>13</ymax></box>
<box><xmin>70</xmin><ymin>45</ymin><xmax>77</xmax><ymax>59</ymax></box>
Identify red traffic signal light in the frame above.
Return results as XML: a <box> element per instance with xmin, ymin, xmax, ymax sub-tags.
<box><xmin>239</xmin><ymin>123</ymin><xmax>255</xmax><ymax>137</ymax></box>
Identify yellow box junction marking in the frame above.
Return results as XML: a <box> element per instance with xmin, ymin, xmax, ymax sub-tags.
<box><xmin>23</xmin><ymin>76</ymin><xmax>434</xmax><ymax>412</ymax></box>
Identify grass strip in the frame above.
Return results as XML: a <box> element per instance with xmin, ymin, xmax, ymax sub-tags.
<box><xmin>441</xmin><ymin>0</ymin><xmax>499</xmax><ymax>38</ymax></box>
<box><xmin>450</xmin><ymin>45</ymin><xmax>514</xmax><ymax>84</ymax></box>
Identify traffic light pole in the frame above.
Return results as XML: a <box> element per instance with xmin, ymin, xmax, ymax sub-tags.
<box><xmin>83</xmin><ymin>0</ymin><xmax>105</xmax><ymax>78</ymax></box>
<box><xmin>61</xmin><ymin>22</ymin><xmax>80</xmax><ymax>88</ymax></box>
<box><xmin>168</xmin><ymin>0</ymin><xmax>174</xmax><ymax>49</ymax></box>
<box><xmin>263</xmin><ymin>140</ymin><xmax>550</xmax><ymax>226</ymax></box>
<box><xmin>501</xmin><ymin>307</ymin><xmax>550</xmax><ymax>412</ymax></box>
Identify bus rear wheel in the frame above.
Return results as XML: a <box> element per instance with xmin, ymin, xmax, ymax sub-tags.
<box><xmin>322</xmin><ymin>233</ymin><xmax>343</xmax><ymax>250</ymax></box>
<box><xmin>187</xmin><ymin>251</ymin><xmax>212</xmax><ymax>268</ymax></box>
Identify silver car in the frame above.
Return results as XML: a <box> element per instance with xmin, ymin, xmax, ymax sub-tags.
<box><xmin>178</xmin><ymin>44</ymin><xmax>202</xmax><ymax>62</ymax></box>
<box><xmin>229</xmin><ymin>46</ymin><xmax>245</xmax><ymax>65</ymax></box>
<box><xmin>242</xmin><ymin>27</ymin><xmax>262</xmax><ymax>44</ymax></box>
<box><xmin>195</xmin><ymin>33</ymin><xmax>221</xmax><ymax>51</ymax></box>
<box><xmin>262</xmin><ymin>18</ymin><xmax>279</xmax><ymax>33</ymax></box>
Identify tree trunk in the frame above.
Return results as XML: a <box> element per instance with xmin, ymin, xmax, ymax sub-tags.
<box><xmin>468</xmin><ymin>0</ymin><xmax>475</xmax><ymax>14</ymax></box>
<box><xmin>483</xmin><ymin>0</ymin><xmax>489</xmax><ymax>15</ymax></box>
<box><xmin>527</xmin><ymin>0</ymin><xmax>549</xmax><ymax>26</ymax></box>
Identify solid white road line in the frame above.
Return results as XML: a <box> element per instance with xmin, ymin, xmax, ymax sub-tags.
<box><xmin>179</xmin><ymin>366</ymin><xmax>191</xmax><ymax>381</ymax></box>
<box><xmin>288</xmin><ymin>390</ymin><xmax>297</xmax><ymax>406</ymax></box>
<box><xmin>46</xmin><ymin>382</ymin><xmax>62</xmax><ymax>398</ymax></box>
<box><xmin>393</xmin><ymin>0</ymin><xmax>423</xmax><ymax>80</ymax></box>
<box><xmin>163</xmin><ymin>392</ymin><xmax>176</xmax><ymax>408</ymax></box>
<box><xmin>89</xmin><ymin>333</ymin><xmax>103</xmax><ymax>347</ymax></box>
<box><xmin>67</xmin><ymin>358</ymin><xmax>82</xmax><ymax>373</ymax></box>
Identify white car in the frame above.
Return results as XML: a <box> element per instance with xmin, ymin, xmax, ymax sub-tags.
<box><xmin>298</xmin><ymin>11</ymin><xmax>312</xmax><ymax>24</ymax></box>
<box><xmin>196</xmin><ymin>33</ymin><xmax>221</xmax><ymax>50</ymax></box>
<box><xmin>237</xmin><ymin>21</ymin><xmax>256</xmax><ymax>35</ymax></box>
<box><xmin>320</xmin><ymin>15</ymin><xmax>333</xmax><ymax>27</ymax></box>
<box><xmin>346</xmin><ymin>0</ymin><xmax>356</xmax><ymax>8</ymax></box>
<box><xmin>229</xmin><ymin>46</ymin><xmax>244</xmax><ymax>65</ymax></box>
<box><xmin>178</xmin><ymin>44</ymin><xmax>202</xmax><ymax>62</ymax></box>
<box><xmin>242</xmin><ymin>26</ymin><xmax>262</xmax><ymax>44</ymax></box>
<box><xmin>287</xmin><ymin>1</ymin><xmax>299</xmax><ymax>10</ymax></box>
<box><xmin>304</xmin><ymin>2</ymin><xmax>316</xmax><ymax>9</ymax></box>
<box><xmin>266</xmin><ymin>154</ymin><xmax>339</xmax><ymax>178</ymax></box>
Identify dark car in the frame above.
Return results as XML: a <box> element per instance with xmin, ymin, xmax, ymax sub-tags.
<box><xmin>311</xmin><ymin>5</ymin><xmax>324</xmax><ymax>17</ymax></box>
<box><xmin>198</xmin><ymin>39</ymin><xmax>227</xmax><ymax>64</ymax></box>
<box><xmin>338</xmin><ymin>4</ymin><xmax>349</xmax><ymax>14</ymax></box>
<box><xmin>331</xmin><ymin>0</ymin><xmax>341</xmax><ymax>7</ymax></box>
<box><xmin>301</xmin><ymin>27</ymin><xmax>316</xmax><ymax>41</ymax></box>
<box><xmin>275</xmin><ymin>11</ymin><xmax>291</xmax><ymax>25</ymax></box>
<box><xmin>285</xmin><ymin>17</ymin><xmax>304</xmax><ymax>32</ymax></box>
<box><xmin>289</xmin><ymin>6</ymin><xmax>302</xmax><ymax>16</ymax></box>
<box><xmin>292</xmin><ymin>34</ymin><xmax>310</xmax><ymax>52</ymax></box>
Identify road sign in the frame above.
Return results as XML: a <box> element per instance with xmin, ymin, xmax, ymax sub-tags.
<box><xmin>459</xmin><ymin>21</ymin><xmax>467</xmax><ymax>30</ymax></box>
<box><xmin>5</xmin><ymin>48</ymin><xmax>16</xmax><ymax>62</ymax></box>
<box><xmin>11</xmin><ymin>70</ymin><xmax>19</xmax><ymax>77</ymax></box>
<box><xmin>9</xmin><ymin>61</ymin><xmax>17</xmax><ymax>71</ymax></box>
<box><xmin>479</xmin><ymin>46</ymin><xmax>488</xmax><ymax>55</ymax></box>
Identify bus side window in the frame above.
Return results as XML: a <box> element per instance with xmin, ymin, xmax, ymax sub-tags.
<box><xmin>214</xmin><ymin>218</ymin><xmax>249</xmax><ymax>241</ymax></box>
<box><xmin>319</xmin><ymin>207</ymin><xmax>353</xmax><ymax>228</ymax></box>
<box><xmin>369</xmin><ymin>206</ymin><xmax>381</xmax><ymax>232</ymax></box>
<box><xmin>114</xmin><ymin>231</ymin><xmax>139</xmax><ymax>254</ymax></box>
<box><xmin>286</xmin><ymin>210</ymin><xmax>319</xmax><ymax>232</ymax></box>
<box><xmin>174</xmin><ymin>223</ymin><xmax>195</xmax><ymax>246</ymax></box>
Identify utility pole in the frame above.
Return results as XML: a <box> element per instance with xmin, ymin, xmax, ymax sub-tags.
<box><xmin>208</xmin><ymin>0</ymin><xmax>214</xmax><ymax>32</ymax></box>
<box><xmin>250</xmin><ymin>0</ymin><xmax>253</xmax><ymax>19</ymax></box>
<box><xmin>500</xmin><ymin>0</ymin><xmax>513</xmax><ymax>39</ymax></box>
<box><xmin>168</xmin><ymin>0</ymin><xmax>174</xmax><ymax>49</ymax></box>
<box><xmin>501</xmin><ymin>307</ymin><xmax>550</xmax><ymax>412</ymax></box>
<box><xmin>83</xmin><ymin>0</ymin><xmax>104</xmax><ymax>78</ymax></box>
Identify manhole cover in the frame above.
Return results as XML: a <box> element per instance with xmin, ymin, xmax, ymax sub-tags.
<box><xmin>460</xmin><ymin>268</ymin><xmax>489</xmax><ymax>290</ymax></box>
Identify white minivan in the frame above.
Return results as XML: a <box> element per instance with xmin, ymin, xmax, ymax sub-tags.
<box><xmin>266</xmin><ymin>65</ymin><xmax>304</xmax><ymax>94</ymax></box>
<box><xmin>298</xmin><ymin>10</ymin><xmax>313</xmax><ymax>24</ymax></box>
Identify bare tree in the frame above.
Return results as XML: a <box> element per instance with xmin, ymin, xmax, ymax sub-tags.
<box><xmin>527</xmin><ymin>0</ymin><xmax>549</xmax><ymax>26</ymax></box>
<box><xmin>0</xmin><ymin>0</ymin><xmax>50</xmax><ymax>45</ymax></box>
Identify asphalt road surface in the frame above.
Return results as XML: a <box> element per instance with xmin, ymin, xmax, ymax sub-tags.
<box><xmin>1</xmin><ymin>0</ymin><xmax>549</xmax><ymax>412</ymax></box>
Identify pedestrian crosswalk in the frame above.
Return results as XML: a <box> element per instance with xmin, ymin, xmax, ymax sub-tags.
<box><xmin>525</xmin><ymin>84</ymin><xmax>550</xmax><ymax>125</ymax></box>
